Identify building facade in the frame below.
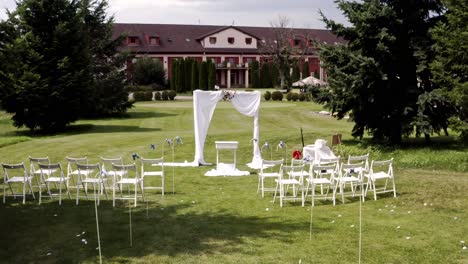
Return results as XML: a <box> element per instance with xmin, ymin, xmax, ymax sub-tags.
<box><xmin>113</xmin><ymin>23</ymin><xmax>343</xmax><ymax>88</ymax></box>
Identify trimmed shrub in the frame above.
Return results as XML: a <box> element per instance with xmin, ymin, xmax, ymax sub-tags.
<box><xmin>271</xmin><ymin>91</ymin><xmax>283</xmax><ymax>101</ymax></box>
<box><xmin>286</xmin><ymin>92</ymin><xmax>294</xmax><ymax>101</ymax></box>
<box><xmin>299</xmin><ymin>93</ymin><xmax>306</xmax><ymax>101</ymax></box>
<box><xmin>151</xmin><ymin>83</ymin><xmax>166</xmax><ymax>91</ymax></box>
<box><xmin>154</xmin><ymin>91</ymin><xmax>161</xmax><ymax>101</ymax></box>
<box><xmin>168</xmin><ymin>90</ymin><xmax>177</xmax><ymax>100</ymax></box>
<box><xmin>291</xmin><ymin>93</ymin><xmax>299</xmax><ymax>101</ymax></box>
<box><xmin>161</xmin><ymin>90</ymin><xmax>169</xmax><ymax>101</ymax></box>
<box><xmin>132</xmin><ymin>57</ymin><xmax>166</xmax><ymax>86</ymax></box>
<box><xmin>264</xmin><ymin>91</ymin><xmax>271</xmax><ymax>101</ymax></box>
<box><xmin>133</xmin><ymin>91</ymin><xmax>153</xmax><ymax>101</ymax></box>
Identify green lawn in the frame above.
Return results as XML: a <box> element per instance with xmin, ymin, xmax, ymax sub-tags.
<box><xmin>0</xmin><ymin>100</ymin><xmax>467</xmax><ymax>263</ymax></box>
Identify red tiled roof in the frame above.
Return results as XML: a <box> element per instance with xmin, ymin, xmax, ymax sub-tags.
<box><xmin>113</xmin><ymin>23</ymin><xmax>344</xmax><ymax>55</ymax></box>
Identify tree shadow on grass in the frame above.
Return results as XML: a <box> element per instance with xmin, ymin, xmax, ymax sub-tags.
<box><xmin>83</xmin><ymin>111</ymin><xmax>177</xmax><ymax>120</ymax></box>
<box><xmin>339</xmin><ymin>135</ymin><xmax>465</xmax><ymax>152</ymax></box>
<box><xmin>6</xmin><ymin>124</ymin><xmax>161</xmax><ymax>137</ymax></box>
<box><xmin>0</xmin><ymin>200</ymin><xmax>325</xmax><ymax>263</ymax></box>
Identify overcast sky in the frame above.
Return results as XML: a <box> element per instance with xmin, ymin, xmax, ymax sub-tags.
<box><xmin>0</xmin><ymin>0</ymin><xmax>349</xmax><ymax>29</ymax></box>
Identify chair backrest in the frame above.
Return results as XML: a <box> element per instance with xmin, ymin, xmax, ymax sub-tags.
<box><xmin>38</xmin><ymin>163</ymin><xmax>63</xmax><ymax>179</ymax></box>
<box><xmin>77</xmin><ymin>163</ymin><xmax>101</xmax><ymax>180</ymax></box>
<box><xmin>340</xmin><ymin>161</ymin><xmax>364</xmax><ymax>179</ymax></box>
<box><xmin>347</xmin><ymin>154</ymin><xmax>369</xmax><ymax>171</ymax></box>
<box><xmin>29</xmin><ymin>156</ymin><xmax>50</xmax><ymax>174</ymax></box>
<box><xmin>66</xmin><ymin>156</ymin><xmax>87</xmax><ymax>173</ymax></box>
<box><xmin>112</xmin><ymin>163</ymin><xmax>139</xmax><ymax>179</ymax></box>
<box><xmin>310</xmin><ymin>163</ymin><xmax>337</xmax><ymax>181</ymax></box>
<box><xmin>280</xmin><ymin>164</ymin><xmax>305</xmax><ymax>182</ymax></box>
<box><xmin>370</xmin><ymin>158</ymin><xmax>393</xmax><ymax>176</ymax></box>
<box><xmin>140</xmin><ymin>157</ymin><xmax>164</xmax><ymax>174</ymax></box>
<box><xmin>260</xmin><ymin>159</ymin><xmax>283</xmax><ymax>174</ymax></box>
<box><xmin>2</xmin><ymin>163</ymin><xmax>27</xmax><ymax>182</ymax></box>
<box><xmin>100</xmin><ymin>157</ymin><xmax>123</xmax><ymax>173</ymax></box>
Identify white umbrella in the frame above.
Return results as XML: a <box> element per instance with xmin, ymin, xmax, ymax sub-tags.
<box><xmin>292</xmin><ymin>76</ymin><xmax>327</xmax><ymax>87</ymax></box>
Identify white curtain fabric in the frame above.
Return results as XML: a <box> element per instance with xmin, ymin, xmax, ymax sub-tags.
<box><xmin>193</xmin><ymin>90</ymin><xmax>262</xmax><ymax>166</ymax></box>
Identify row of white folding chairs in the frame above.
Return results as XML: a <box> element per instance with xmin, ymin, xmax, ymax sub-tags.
<box><xmin>2</xmin><ymin>156</ymin><xmax>165</xmax><ymax>207</ymax></box>
<box><xmin>257</xmin><ymin>154</ymin><xmax>396</xmax><ymax>207</ymax></box>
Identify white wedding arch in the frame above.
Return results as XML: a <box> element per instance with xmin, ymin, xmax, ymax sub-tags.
<box><xmin>192</xmin><ymin>90</ymin><xmax>262</xmax><ymax>168</ymax></box>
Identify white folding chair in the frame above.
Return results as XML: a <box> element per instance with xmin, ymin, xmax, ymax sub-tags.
<box><xmin>66</xmin><ymin>156</ymin><xmax>91</xmax><ymax>188</ymax></box>
<box><xmin>29</xmin><ymin>156</ymin><xmax>56</xmax><ymax>188</ymax></box>
<box><xmin>364</xmin><ymin>158</ymin><xmax>396</xmax><ymax>200</ymax></box>
<box><xmin>314</xmin><ymin>157</ymin><xmax>340</xmax><ymax>194</ymax></box>
<box><xmin>75</xmin><ymin>163</ymin><xmax>108</xmax><ymax>205</ymax></box>
<box><xmin>257</xmin><ymin>159</ymin><xmax>283</xmax><ymax>197</ymax></box>
<box><xmin>306</xmin><ymin>163</ymin><xmax>337</xmax><ymax>206</ymax></box>
<box><xmin>347</xmin><ymin>154</ymin><xmax>369</xmax><ymax>173</ymax></box>
<box><xmin>335</xmin><ymin>162</ymin><xmax>365</xmax><ymax>204</ymax></box>
<box><xmin>2</xmin><ymin>163</ymin><xmax>35</xmax><ymax>204</ymax></box>
<box><xmin>289</xmin><ymin>158</ymin><xmax>310</xmax><ymax>178</ymax></box>
<box><xmin>273</xmin><ymin>164</ymin><xmax>305</xmax><ymax>207</ymax></box>
<box><xmin>38</xmin><ymin>163</ymin><xmax>71</xmax><ymax>205</ymax></box>
<box><xmin>100</xmin><ymin>157</ymin><xmax>125</xmax><ymax>189</ymax></box>
<box><xmin>112</xmin><ymin>163</ymin><xmax>144</xmax><ymax>207</ymax></box>
<box><xmin>140</xmin><ymin>157</ymin><xmax>165</xmax><ymax>196</ymax></box>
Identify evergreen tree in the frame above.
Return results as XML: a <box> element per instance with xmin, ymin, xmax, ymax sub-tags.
<box><xmin>319</xmin><ymin>0</ymin><xmax>444</xmax><ymax>143</ymax></box>
<box><xmin>291</xmin><ymin>61</ymin><xmax>300</xmax><ymax>82</ymax></box>
<box><xmin>270</xmin><ymin>63</ymin><xmax>280</xmax><ymax>88</ymax></box>
<box><xmin>175</xmin><ymin>59</ymin><xmax>183</xmax><ymax>92</ymax></box>
<box><xmin>170</xmin><ymin>59</ymin><xmax>177</xmax><ymax>90</ymax></box>
<box><xmin>207</xmin><ymin>61</ymin><xmax>216</xmax><ymax>90</ymax></box>
<box><xmin>199</xmin><ymin>61</ymin><xmax>208</xmax><ymax>90</ymax></box>
<box><xmin>251</xmin><ymin>60</ymin><xmax>260</xmax><ymax>88</ymax></box>
<box><xmin>132</xmin><ymin>57</ymin><xmax>165</xmax><ymax>85</ymax></box>
<box><xmin>313</xmin><ymin>69</ymin><xmax>319</xmax><ymax>79</ymax></box>
<box><xmin>302</xmin><ymin>61</ymin><xmax>310</xmax><ymax>78</ymax></box>
<box><xmin>0</xmin><ymin>0</ymin><xmax>132</xmax><ymax>130</ymax></box>
<box><xmin>260</xmin><ymin>63</ymin><xmax>272</xmax><ymax>88</ymax></box>
<box><xmin>431</xmin><ymin>0</ymin><xmax>468</xmax><ymax>143</ymax></box>
<box><xmin>191</xmin><ymin>61</ymin><xmax>199</xmax><ymax>91</ymax></box>
<box><xmin>184</xmin><ymin>58</ymin><xmax>192</xmax><ymax>92</ymax></box>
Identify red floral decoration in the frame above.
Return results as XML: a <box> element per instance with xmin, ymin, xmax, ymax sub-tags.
<box><xmin>292</xmin><ymin>150</ymin><xmax>302</xmax><ymax>159</ymax></box>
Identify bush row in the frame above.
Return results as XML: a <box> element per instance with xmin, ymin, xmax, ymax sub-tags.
<box><xmin>133</xmin><ymin>90</ymin><xmax>177</xmax><ymax>102</ymax></box>
<box><xmin>264</xmin><ymin>91</ymin><xmax>312</xmax><ymax>102</ymax></box>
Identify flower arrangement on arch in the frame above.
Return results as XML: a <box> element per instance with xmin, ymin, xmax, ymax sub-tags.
<box><xmin>222</xmin><ymin>90</ymin><xmax>236</xmax><ymax>101</ymax></box>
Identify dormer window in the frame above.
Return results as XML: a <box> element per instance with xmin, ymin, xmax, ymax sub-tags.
<box><xmin>128</xmin><ymin>36</ymin><xmax>139</xmax><ymax>45</ymax></box>
<box><xmin>149</xmin><ymin>37</ymin><xmax>160</xmax><ymax>46</ymax></box>
<box><xmin>245</xmin><ymin>38</ymin><xmax>252</xmax><ymax>45</ymax></box>
<box><xmin>228</xmin><ymin>37</ymin><xmax>235</xmax><ymax>44</ymax></box>
<box><xmin>209</xmin><ymin>37</ymin><xmax>217</xmax><ymax>44</ymax></box>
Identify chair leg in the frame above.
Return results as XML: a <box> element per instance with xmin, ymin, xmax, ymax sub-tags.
<box><xmin>273</xmin><ymin>181</ymin><xmax>279</xmax><ymax>203</ymax></box>
<box><xmin>3</xmin><ymin>182</ymin><xmax>6</xmax><ymax>204</ymax></box>
<box><xmin>59</xmin><ymin>181</ymin><xmax>62</xmax><ymax>205</ymax></box>
<box><xmin>392</xmin><ymin>178</ymin><xmax>396</xmax><ymax>198</ymax></box>
<box><xmin>22</xmin><ymin>181</ymin><xmax>26</xmax><ymax>204</ymax></box>
<box><xmin>261</xmin><ymin>177</ymin><xmax>265</xmax><ymax>197</ymax></box>
<box><xmin>28</xmin><ymin>180</ymin><xmax>35</xmax><ymax>199</ymax></box>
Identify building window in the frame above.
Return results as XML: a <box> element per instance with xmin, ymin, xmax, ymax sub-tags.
<box><xmin>245</xmin><ymin>38</ymin><xmax>252</xmax><ymax>45</ymax></box>
<box><xmin>246</xmin><ymin>58</ymin><xmax>253</xmax><ymax>64</ymax></box>
<box><xmin>149</xmin><ymin>37</ymin><xmax>160</xmax><ymax>45</ymax></box>
<box><xmin>128</xmin><ymin>36</ymin><xmax>139</xmax><ymax>45</ymax></box>
<box><xmin>209</xmin><ymin>37</ymin><xmax>217</xmax><ymax>44</ymax></box>
<box><xmin>294</xmin><ymin>39</ymin><xmax>301</xmax><ymax>46</ymax></box>
<box><xmin>228</xmin><ymin>37</ymin><xmax>235</xmax><ymax>44</ymax></box>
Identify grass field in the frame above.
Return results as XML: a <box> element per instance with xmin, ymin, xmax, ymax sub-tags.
<box><xmin>0</xmin><ymin>99</ymin><xmax>467</xmax><ymax>263</ymax></box>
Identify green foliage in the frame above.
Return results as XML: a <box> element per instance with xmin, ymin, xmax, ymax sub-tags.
<box><xmin>184</xmin><ymin>58</ymin><xmax>192</xmax><ymax>92</ymax></box>
<box><xmin>170</xmin><ymin>60</ymin><xmax>177</xmax><ymax>91</ymax></box>
<box><xmin>132</xmin><ymin>57</ymin><xmax>165</xmax><ymax>86</ymax></box>
<box><xmin>0</xmin><ymin>0</ymin><xmax>132</xmax><ymax>131</ymax></box>
<box><xmin>319</xmin><ymin>0</ymin><xmax>445</xmax><ymax>144</ymax></box>
<box><xmin>175</xmin><ymin>59</ymin><xmax>183</xmax><ymax>92</ymax></box>
<box><xmin>291</xmin><ymin>61</ymin><xmax>301</xmax><ymax>82</ymax></box>
<box><xmin>430</xmin><ymin>0</ymin><xmax>468</xmax><ymax>143</ymax></box>
<box><xmin>154</xmin><ymin>91</ymin><xmax>161</xmax><ymax>101</ymax></box>
<box><xmin>298</xmin><ymin>93</ymin><xmax>306</xmax><ymax>101</ymax></box>
<box><xmin>271</xmin><ymin>91</ymin><xmax>284</xmax><ymax>101</ymax></box>
<box><xmin>207</xmin><ymin>61</ymin><xmax>216</xmax><ymax>90</ymax></box>
<box><xmin>270</xmin><ymin>64</ymin><xmax>280</xmax><ymax>88</ymax></box>
<box><xmin>286</xmin><ymin>92</ymin><xmax>299</xmax><ymax>101</ymax></box>
<box><xmin>251</xmin><ymin>61</ymin><xmax>260</xmax><ymax>88</ymax></box>
<box><xmin>308</xmin><ymin>85</ymin><xmax>331</xmax><ymax>104</ymax></box>
<box><xmin>133</xmin><ymin>91</ymin><xmax>153</xmax><ymax>101</ymax></box>
<box><xmin>260</xmin><ymin>63</ymin><xmax>272</xmax><ymax>88</ymax></box>
<box><xmin>168</xmin><ymin>90</ymin><xmax>177</xmax><ymax>100</ymax></box>
<box><xmin>313</xmin><ymin>69</ymin><xmax>319</xmax><ymax>79</ymax></box>
<box><xmin>191</xmin><ymin>61</ymin><xmax>199</xmax><ymax>91</ymax></box>
<box><xmin>161</xmin><ymin>90</ymin><xmax>169</xmax><ymax>100</ymax></box>
<box><xmin>264</xmin><ymin>91</ymin><xmax>272</xmax><ymax>101</ymax></box>
<box><xmin>302</xmin><ymin>61</ymin><xmax>310</xmax><ymax>78</ymax></box>
<box><xmin>199</xmin><ymin>61</ymin><xmax>208</xmax><ymax>90</ymax></box>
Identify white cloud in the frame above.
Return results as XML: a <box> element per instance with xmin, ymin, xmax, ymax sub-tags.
<box><xmin>1</xmin><ymin>0</ymin><xmax>349</xmax><ymax>29</ymax></box>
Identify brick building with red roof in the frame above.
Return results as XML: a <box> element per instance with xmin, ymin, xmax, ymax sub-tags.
<box><xmin>113</xmin><ymin>23</ymin><xmax>343</xmax><ymax>88</ymax></box>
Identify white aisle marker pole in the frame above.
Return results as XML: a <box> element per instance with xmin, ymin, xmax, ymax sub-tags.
<box><xmin>94</xmin><ymin>185</ymin><xmax>102</xmax><ymax>264</ymax></box>
<box><xmin>129</xmin><ymin>200</ymin><xmax>133</xmax><ymax>247</ymax></box>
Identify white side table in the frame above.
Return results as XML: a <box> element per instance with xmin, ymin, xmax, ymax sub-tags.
<box><xmin>215</xmin><ymin>141</ymin><xmax>239</xmax><ymax>171</ymax></box>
